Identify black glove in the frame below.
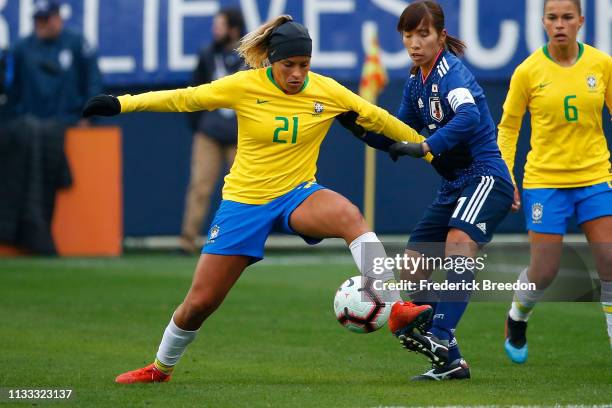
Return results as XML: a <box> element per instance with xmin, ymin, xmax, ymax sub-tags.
<box><xmin>82</xmin><ymin>94</ymin><xmax>121</xmax><ymax>117</ymax></box>
<box><xmin>430</xmin><ymin>144</ymin><xmax>473</xmax><ymax>180</ymax></box>
<box><xmin>388</xmin><ymin>141</ymin><xmax>426</xmax><ymax>161</ymax></box>
<box><xmin>335</xmin><ymin>111</ymin><xmax>366</xmax><ymax>139</ymax></box>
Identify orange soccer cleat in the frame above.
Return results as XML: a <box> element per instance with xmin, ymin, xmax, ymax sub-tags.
<box><xmin>388</xmin><ymin>301</ymin><xmax>433</xmax><ymax>337</ymax></box>
<box><xmin>115</xmin><ymin>363</ymin><xmax>171</xmax><ymax>384</ymax></box>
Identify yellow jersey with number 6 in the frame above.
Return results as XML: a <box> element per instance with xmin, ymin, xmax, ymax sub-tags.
<box><xmin>118</xmin><ymin>67</ymin><xmax>426</xmax><ymax>204</ymax></box>
<box><xmin>498</xmin><ymin>43</ymin><xmax>612</xmax><ymax>188</ymax></box>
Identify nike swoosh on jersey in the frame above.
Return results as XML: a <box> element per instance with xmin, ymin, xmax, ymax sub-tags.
<box><xmin>256</xmin><ymin>99</ymin><xmax>271</xmax><ymax>104</ymax></box>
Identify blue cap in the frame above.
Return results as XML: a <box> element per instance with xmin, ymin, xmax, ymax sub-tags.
<box><xmin>33</xmin><ymin>0</ymin><xmax>61</xmax><ymax>18</ymax></box>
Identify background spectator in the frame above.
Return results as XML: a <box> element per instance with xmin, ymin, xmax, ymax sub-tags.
<box><xmin>0</xmin><ymin>0</ymin><xmax>101</xmax><ymax>254</ymax></box>
<box><xmin>7</xmin><ymin>0</ymin><xmax>102</xmax><ymax>125</ymax></box>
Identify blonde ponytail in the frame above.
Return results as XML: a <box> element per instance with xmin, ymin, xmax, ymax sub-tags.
<box><xmin>237</xmin><ymin>15</ymin><xmax>293</xmax><ymax>68</ymax></box>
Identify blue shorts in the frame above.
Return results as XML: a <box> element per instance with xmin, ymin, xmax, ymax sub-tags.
<box><xmin>523</xmin><ymin>181</ymin><xmax>612</xmax><ymax>234</ymax></box>
<box><xmin>202</xmin><ymin>181</ymin><xmax>326</xmax><ymax>262</ymax></box>
<box><xmin>408</xmin><ymin>176</ymin><xmax>513</xmax><ymax>254</ymax></box>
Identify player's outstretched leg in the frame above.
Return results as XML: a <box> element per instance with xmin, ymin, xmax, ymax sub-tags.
<box><xmin>115</xmin><ymin>254</ymin><xmax>249</xmax><ymax>384</ymax></box>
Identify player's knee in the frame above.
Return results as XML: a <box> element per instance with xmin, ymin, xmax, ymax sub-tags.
<box><xmin>335</xmin><ymin>203</ymin><xmax>365</xmax><ymax>231</ymax></box>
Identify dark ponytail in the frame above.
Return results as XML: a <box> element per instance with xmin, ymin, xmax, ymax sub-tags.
<box><xmin>445</xmin><ymin>35</ymin><xmax>466</xmax><ymax>57</ymax></box>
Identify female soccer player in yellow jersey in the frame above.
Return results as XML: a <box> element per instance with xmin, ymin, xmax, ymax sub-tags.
<box><xmin>83</xmin><ymin>16</ymin><xmax>437</xmax><ymax>383</ymax></box>
<box><xmin>498</xmin><ymin>0</ymin><xmax>612</xmax><ymax>363</ymax></box>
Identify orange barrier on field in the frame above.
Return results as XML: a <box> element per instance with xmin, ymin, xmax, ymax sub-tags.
<box><xmin>0</xmin><ymin>127</ymin><xmax>123</xmax><ymax>256</ymax></box>
<box><xmin>52</xmin><ymin>127</ymin><xmax>123</xmax><ymax>256</ymax></box>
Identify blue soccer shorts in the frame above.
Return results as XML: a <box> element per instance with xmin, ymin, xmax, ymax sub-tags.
<box><xmin>408</xmin><ymin>176</ymin><xmax>514</xmax><ymax>254</ymax></box>
<box><xmin>202</xmin><ymin>181</ymin><xmax>326</xmax><ymax>262</ymax></box>
<box><xmin>522</xmin><ymin>181</ymin><xmax>612</xmax><ymax>234</ymax></box>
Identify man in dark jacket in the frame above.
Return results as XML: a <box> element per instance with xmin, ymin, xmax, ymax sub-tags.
<box><xmin>8</xmin><ymin>0</ymin><xmax>102</xmax><ymax>125</ymax></box>
<box><xmin>0</xmin><ymin>1</ymin><xmax>100</xmax><ymax>254</ymax></box>
<box><xmin>180</xmin><ymin>8</ymin><xmax>245</xmax><ymax>254</ymax></box>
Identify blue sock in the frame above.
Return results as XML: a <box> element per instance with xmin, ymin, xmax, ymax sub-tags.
<box><xmin>430</xmin><ymin>256</ymin><xmax>474</xmax><ymax>344</ymax></box>
<box><xmin>448</xmin><ymin>332</ymin><xmax>462</xmax><ymax>362</ymax></box>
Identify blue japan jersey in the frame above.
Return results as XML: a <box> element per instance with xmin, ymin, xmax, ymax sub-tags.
<box><xmin>397</xmin><ymin>50</ymin><xmax>512</xmax><ymax>202</ymax></box>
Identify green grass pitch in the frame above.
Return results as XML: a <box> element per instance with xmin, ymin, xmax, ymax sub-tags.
<box><xmin>1</xmin><ymin>254</ymin><xmax>610</xmax><ymax>407</ymax></box>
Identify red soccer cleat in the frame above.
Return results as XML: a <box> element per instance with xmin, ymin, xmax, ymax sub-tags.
<box><xmin>115</xmin><ymin>363</ymin><xmax>171</xmax><ymax>384</ymax></box>
<box><xmin>388</xmin><ymin>301</ymin><xmax>433</xmax><ymax>337</ymax></box>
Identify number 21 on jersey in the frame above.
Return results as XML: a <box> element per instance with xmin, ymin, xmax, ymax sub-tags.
<box><xmin>273</xmin><ymin>116</ymin><xmax>299</xmax><ymax>144</ymax></box>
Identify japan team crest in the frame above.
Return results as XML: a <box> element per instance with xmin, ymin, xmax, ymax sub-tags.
<box><xmin>531</xmin><ymin>203</ymin><xmax>543</xmax><ymax>223</ymax></box>
<box><xmin>429</xmin><ymin>97</ymin><xmax>444</xmax><ymax>122</ymax></box>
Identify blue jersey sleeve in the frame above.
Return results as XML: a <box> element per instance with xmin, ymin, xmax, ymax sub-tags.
<box><xmin>425</xmin><ymin>68</ymin><xmax>480</xmax><ymax>155</ymax></box>
<box><xmin>396</xmin><ymin>79</ymin><xmax>424</xmax><ymax>131</ymax></box>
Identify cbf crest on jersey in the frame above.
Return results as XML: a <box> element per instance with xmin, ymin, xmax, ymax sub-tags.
<box><xmin>313</xmin><ymin>101</ymin><xmax>324</xmax><ymax>116</ymax></box>
<box><xmin>209</xmin><ymin>225</ymin><xmax>220</xmax><ymax>241</ymax></box>
<box><xmin>429</xmin><ymin>97</ymin><xmax>444</xmax><ymax>122</ymax></box>
<box><xmin>586</xmin><ymin>74</ymin><xmax>597</xmax><ymax>91</ymax></box>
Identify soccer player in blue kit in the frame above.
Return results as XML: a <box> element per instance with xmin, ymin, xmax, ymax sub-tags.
<box><xmin>339</xmin><ymin>1</ymin><xmax>513</xmax><ymax>380</ymax></box>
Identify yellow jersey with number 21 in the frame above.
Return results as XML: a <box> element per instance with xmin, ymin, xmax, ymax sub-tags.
<box><xmin>119</xmin><ymin>67</ymin><xmax>428</xmax><ymax>204</ymax></box>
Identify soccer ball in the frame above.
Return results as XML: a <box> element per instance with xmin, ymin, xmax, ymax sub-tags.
<box><xmin>333</xmin><ymin>275</ymin><xmax>391</xmax><ymax>333</ymax></box>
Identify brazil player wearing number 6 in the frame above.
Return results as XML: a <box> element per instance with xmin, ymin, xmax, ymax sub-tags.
<box><xmin>82</xmin><ymin>16</ymin><xmax>439</xmax><ymax>384</ymax></box>
<box><xmin>338</xmin><ymin>1</ymin><xmax>514</xmax><ymax>380</ymax></box>
<box><xmin>498</xmin><ymin>0</ymin><xmax>612</xmax><ymax>364</ymax></box>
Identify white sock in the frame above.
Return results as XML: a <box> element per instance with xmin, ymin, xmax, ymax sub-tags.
<box><xmin>600</xmin><ymin>280</ymin><xmax>612</xmax><ymax>349</ymax></box>
<box><xmin>155</xmin><ymin>315</ymin><xmax>199</xmax><ymax>368</ymax></box>
<box><xmin>349</xmin><ymin>232</ymin><xmax>400</xmax><ymax>302</ymax></box>
<box><xmin>509</xmin><ymin>268</ymin><xmax>545</xmax><ymax>322</ymax></box>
